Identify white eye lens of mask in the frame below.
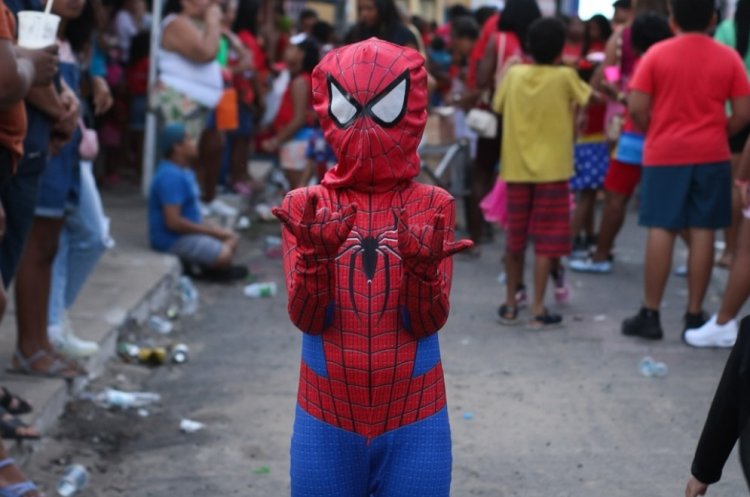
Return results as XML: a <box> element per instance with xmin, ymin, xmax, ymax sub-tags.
<box><xmin>329</xmin><ymin>80</ymin><xmax>359</xmax><ymax>127</ymax></box>
<box><xmin>369</xmin><ymin>75</ymin><xmax>408</xmax><ymax>126</ymax></box>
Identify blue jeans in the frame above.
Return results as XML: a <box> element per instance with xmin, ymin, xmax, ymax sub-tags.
<box><xmin>48</xmin><ymin>161</ymin><xmax>109</xmax><ymax>327</ymax></box>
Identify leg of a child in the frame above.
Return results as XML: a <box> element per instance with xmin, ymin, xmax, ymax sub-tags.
<box><xmin>199</xmin><ymin>129</ymin><xmax>224</xmax><ymax>203</ymax></box>
<box><xmin>298</xmin><ymin>162</ymin><xmax>315</xmax><ymax>189</ymax></box>
<box><xmin>643</xmin><ymin>228</ymin><xmax>677</xmax><ymax>311</ymax></box>
<box><xmin>505</xmin><ymin>251</ymin><xmax>524</xmax><ymax>307</ymax></box>
<box><xmin>686</xmin><ymin>228</ymin><xmax>715</xmax><ymax>315</ymax></box>
<box><xmin>718</xmin><ymin>219</ymin><xmax>750</xmax><ymax>324</ymax></box>
<box><xmin>214</xmin><ymin>235</ymin><xmax>239</xmax><ymax>268</ymax></box>
<box><xmin>583</xmin><ymin>190</ymin><xmax>597</xmax><ymax>238</ymax></box>
<box><xmin>468</xmin><ymin>137</ymin><xmax>499</xmax><ymax>244</ymax></box>
<box><xmin>571</xmin><ymin>190</ymin><xmax>596</xmax><ymax>240</ymax></box>
<box><xmin>550</xmin><ymin>257</ymin><xmax>561</xmax><ymax>275</ymax></box>
<box><xmin>532</xmin><ymin>255</ymin><xmax>552</xmax><ymax>316</ymax></box>
<box><xmin>284</xmin><ymin>170</ymin><xmax>305</xmax><ymax>191</ymax></box>
<box><xmin>230</xmin><ymin>135</ymin><xmax>251</xmax><ymax>185</ymax></box>
<box><xmin>592</xmin><ymin>191</ymin><xmax>629</xmax><ymax>261</ymax></box>
<box><xmin>720</xmin><ymin>154</ymin><xmax>742</xmax><ymax>266</ymax></box>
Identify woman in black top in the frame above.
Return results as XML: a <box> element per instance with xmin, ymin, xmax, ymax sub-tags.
<box><xmin>345</xmin><ymin>0</ymin><xmax>418</xmax><ymax>49</ymax></box>
<box><xmin>687</xmin><ymin>316</ymin><xmax>750</xmax><ymax>496</ymax></box>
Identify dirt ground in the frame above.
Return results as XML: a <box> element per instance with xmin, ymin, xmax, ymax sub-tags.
<box><xmin>22</xmin><ymin>216</ymin><xmax>750</xmax><ymax>497</ymax></box>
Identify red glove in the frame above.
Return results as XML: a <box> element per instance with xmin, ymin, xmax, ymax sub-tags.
<box><xmin>274</xmin><ymin>193</ymin><xmax>357</xmax><ymax>262</ymax></box>
<box><xmin>398</xmin><ymin>210</ymin><xmax>473</xmax><ymax>280</ymax></box>
<box><xmin>397</xmin><ymin>210</ymin><xmax>473</xmax><ymax>338</ymax></box>
<box><xmin>273</xmin><ymin>193</ymin><xmax>357</xmax><ymax>334</ymax></box>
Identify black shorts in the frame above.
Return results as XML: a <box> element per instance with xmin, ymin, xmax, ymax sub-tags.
<box><xmin>729</xmin><ymin>124</ymin><xmax>750</xmax><ymax>154</ymax></box>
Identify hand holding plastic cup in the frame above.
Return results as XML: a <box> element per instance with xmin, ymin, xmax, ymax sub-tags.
<box><xmin>17</xmin><ymin>10</ymin><xmax>60</xmax><ymax>49</ymax></box>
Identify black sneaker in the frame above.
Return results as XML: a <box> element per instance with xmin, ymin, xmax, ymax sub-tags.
<box><xmin>184</xmin><ymin>263</ymin><xmax>249</xmax><ymax>283</ymax></box>
<box><xmin>203</xmin><ymin>265</ymin><xmax>250</xmax><ymax>283</ymax></box>
<box><xmin>683</xmin><ymin>311</ymin><xmax>709</xmax><ymax>334</ymax></box>
<box><xmin>622</xmin><ymin>307</ymin><xmax>664</xmax><ymax>340</ymax></box>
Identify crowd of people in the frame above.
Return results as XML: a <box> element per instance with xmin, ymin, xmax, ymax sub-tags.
<box><xmin>2</xmin><ymin>0</ymin><xmax>750</xmax><ymax>492</ymax></box>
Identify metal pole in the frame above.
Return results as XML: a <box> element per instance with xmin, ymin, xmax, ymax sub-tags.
<box><xmin>142</xmin><ymin>0</ymin><xmax>163</xmax><ymax>197</ymax></box>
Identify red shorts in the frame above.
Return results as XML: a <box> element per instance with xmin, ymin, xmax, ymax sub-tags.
<box><xmin>603</xmin><ymin>158</ymin><xmax>642</xmax><ymax>196</ymax></box>
<box><xmin>506</xmin><ymin>181</ymin><xmax>571</xmax><ymax>257</ymax></box>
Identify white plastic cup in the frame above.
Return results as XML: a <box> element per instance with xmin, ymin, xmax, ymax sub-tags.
<box><xmin>17</xmin><ymin>11</ymin><xmax>60</xmax><ymax>49</ymax></box>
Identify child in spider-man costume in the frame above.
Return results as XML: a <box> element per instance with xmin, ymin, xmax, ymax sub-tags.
<box><xmin>273</xmin><ymin>38</ymin><xmax>473</xmax><ymax>497</ymax></box>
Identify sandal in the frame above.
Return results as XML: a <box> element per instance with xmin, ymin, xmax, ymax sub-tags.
<box><xmin>0</xmin><ymin>459</ymin><xmax>39</xmax><ymax>497</ymax></box>
<box><xmin>0</xmin><ymin>388</ymin><xmax>32</xmax><ymax>416</ymax></box>
<box><xmin>7</xmin><ymin>350</ymin><xmax>86</xmax><ymax>380</ymax></box>
<box><xmin>0</xmin><ymin>409</ymin><xmax>39</xmax><ymax>441</ymax></box>
<box><xmin>527</xmin><ymin>310</ymin><xmax>564</xmax><ymax>330</ymax></box>
<box><xmin>498</xmin><ymin>304</ymin><xmax>520</xmax><ymax>326</ymax></box>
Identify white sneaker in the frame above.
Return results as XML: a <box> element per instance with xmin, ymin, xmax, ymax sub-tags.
<box><xmin>208</xmin><ymin>199</ymin><xmax>239</xmax><ymax>217</ymax></box>
<box><xmin>50</xmin><ymin>316</ymin><xmax>100</xmax><ymax>358</ymax></box>
<box><xmin>684</xmin><ymin>315</ymin><xmax>738</xmax><ymax>348</ymax></box>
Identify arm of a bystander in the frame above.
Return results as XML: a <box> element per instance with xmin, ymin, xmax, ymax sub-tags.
<box><xmin>728</xmin><ymin>95</ymin><xmax>750</xmax><ymax>138</ymax></box>
<box><xmin>162</xmin><ymin>205</ymin><xmax>235</xmax><ymax>240</ymax></box>
<box><xmin>628</xmin><ymin>90</ymin><xmax>651</xmax><ymax>133</ymax></box>
<box><xmin>161</xmin><ymin>4</ymin><xmax>222</xmax><ymax>64</ymax></box>
<box><xmin>0</xmin><ymin>38</ymin><xmax>34</xmax><ymax>108</ymax></box>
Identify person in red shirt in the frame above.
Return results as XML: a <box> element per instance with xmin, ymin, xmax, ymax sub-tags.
<box><xmin>260</xmin><ymin>34</ymin><xmax>318</xmax><ymax>190</ymax></box>
<box><xmin>622</xmin><ymin>0</ymin><xmax>750</xmax><ymax>342</ymax></box>
<box><xmin>466</xmin><ymin>12</ymin><xmax>499</xmax><ymax>91</ymax></box>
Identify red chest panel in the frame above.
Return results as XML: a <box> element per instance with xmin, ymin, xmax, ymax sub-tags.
<box><xmin>287</xmin><ymin>184</ymin><xmax>452</xmax><ymax>438</ymax></box>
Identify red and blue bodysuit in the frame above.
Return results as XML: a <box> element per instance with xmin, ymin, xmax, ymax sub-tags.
<box><xmin>274</xmin><ymin>39</ymin><xmax>472</xmax><ymax>497</ymax></box>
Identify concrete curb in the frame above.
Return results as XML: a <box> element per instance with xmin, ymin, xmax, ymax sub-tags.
<box><xmin>3</xmin><ymin>253</ymin><xmax>181</xmax><ymax>465</ymax></box>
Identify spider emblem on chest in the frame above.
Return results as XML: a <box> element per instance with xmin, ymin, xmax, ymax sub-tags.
<box><xmin>336</xmin><ymin>223</ymin><xmax>401</xmax><ymax>320</ymax></box>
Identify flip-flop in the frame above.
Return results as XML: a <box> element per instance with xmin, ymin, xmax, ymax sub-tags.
<box><xmin>497</xmin><ymin>304</ymin><xmax>521</xmax><ymax>326</ymax></box>
<box><xmin>527</xmin><ymin>310</ymin><xmax>564</xmax><ymax>331</ymax></box>
<box><xmin>0</xmin><ymin>459</ymin><xmax>39</xmax><ymax>497</ymax></box>
<box><xmin>0</xmin><ymin>388</ymin><xmax>32</xmax><ymax>416</ymax></box>
<box><xmin>0</xmin><ymin>409</ymin><xmax>39</xmax><ymax>441</ymax></box>
<box><xmin>7</xmin><ymin>350</ymin><xmax>85</xmax><ymax>380</ymax></box>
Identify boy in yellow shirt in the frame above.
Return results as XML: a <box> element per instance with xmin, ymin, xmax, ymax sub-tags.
<box><xmin>493</xmin><ymin>17</ymin><xmax>593</xmax><ymax>329</ymax></box>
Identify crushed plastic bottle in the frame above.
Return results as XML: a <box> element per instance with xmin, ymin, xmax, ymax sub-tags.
<box><xmin>244</xmin><ymin>282</ymin><xmax>278</xmax><ymax>298</ymax></box>
<box><xmin>147</xmin><ymin>315</ymin><xmax>173</xmax><ymax>334</ymax></box>
<box><xmin>639</xmin><ymin>356</ymin><xmax>668</xmax><ymax>378</ymax></box>
<box><xmin>94</xmin><ymin>388</ymin><xmax>161</xmax><ymax>409</ymax></box>
<box><xmin>180</xmin><ymin>418</ymin><xmax>205</xmax><ymax>433</ymax></box>
<box><xmin>57</xmin><ymin>464</ymin><xmax>89</xmax><ymax>496</ymax></box>
<box><xmin>178</xmin><ymin>276</ymin><xmax>199</xmax><ymax>315</ymax></box>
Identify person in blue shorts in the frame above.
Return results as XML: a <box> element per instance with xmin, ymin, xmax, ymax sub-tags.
<box><xmin>622</xmin><ymin>0</ymin><xmax>750</xmax><ymax>341</ymax></box>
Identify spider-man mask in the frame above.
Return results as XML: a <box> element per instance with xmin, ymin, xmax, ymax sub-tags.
<box><xmin>312</xmin><ymin>38</ymin><xmax>428</xmax><ymax>193</ymax></box>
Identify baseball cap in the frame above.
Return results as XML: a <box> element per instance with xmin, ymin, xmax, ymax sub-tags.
<box><xmin>161</xmin><ymin>123</ymin><xmax>187</xmax><ymax>156</ymax></box>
